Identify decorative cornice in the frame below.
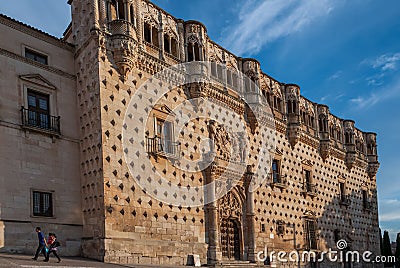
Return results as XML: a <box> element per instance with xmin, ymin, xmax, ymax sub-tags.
<box><xmin>299</xmin><ymin>132</ymin><xmax>319</xmax><ymax>149</ymax></box>
<box><xmin>330</xmin><ymin>146</ymin><xmax>346</xmax><ymax>161</ymax></box>
<box><xmin>0</xmin><ymin>48</ymin><xmax>76</xmax><ymax>81</ymax></box>
<box><xmin>0</xmin><ymin>14</ymin><xmax>74</xmax><ymax>51</ymax></box>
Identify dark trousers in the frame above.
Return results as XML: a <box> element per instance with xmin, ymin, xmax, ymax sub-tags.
<box><xmin>45</xmin><ymin>249</ymin><xmax>61</xmax><ymax>261</ymax></box>
<box><xmin>33</xmin><ymin>244</ymin><xmax>46</xmax><ymax>259</ymax></box>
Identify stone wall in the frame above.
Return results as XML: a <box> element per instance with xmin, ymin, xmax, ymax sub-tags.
<box><xmin>0</xmin><ymin>15</ymin><xmax>82</xmax><ymax>256</ymax></box>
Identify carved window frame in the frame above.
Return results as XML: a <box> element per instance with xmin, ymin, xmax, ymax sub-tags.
<box><xmin>20</xmin><ymin>75</ymin><xmax>58</xmax><ymax>117</ymax></box>
<box><xmin>302</xmin><ymin>211</ymin><xmax>318</xmax><ymax>250</ymax></box>
<box><xmin>147</xmin><ymin>105</ymin><xmax>178</xmax><ymax>158</ymax></box>
<box><xmin>302</xmin><ymin>160</ymin><xmax>316</xmax><ymax>195</ymax></box>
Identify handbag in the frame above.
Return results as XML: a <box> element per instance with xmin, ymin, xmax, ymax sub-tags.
<box><xmin>51</xmin><ymin>241</ymin><xmax>61</xmax><ymax>248</ymax></box>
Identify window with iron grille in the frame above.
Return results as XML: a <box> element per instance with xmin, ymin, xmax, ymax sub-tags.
<box><xmin>304</xmin><ymin>218</ymin><xmax>318</xmax><ymax>250</ymax></box>
<box><xmin>33</xmin><ymin>191</ymin><xmax>53</xmax><ymax>217</ymax></box>
<box><xmin>276</xmin><ymin>220</ymin><xmax>285</xmax><ymax>235</ymax></box>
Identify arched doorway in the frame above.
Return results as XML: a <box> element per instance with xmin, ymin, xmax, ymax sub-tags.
<box><xmin>218</xmin><ymin>190</ymin><xmax>244</xmax><ymax>261</ymax></box>
<box><xmin>220</xmin><ymin>218</ymin><xmax>241</xmax><ymax>260</ymax></box>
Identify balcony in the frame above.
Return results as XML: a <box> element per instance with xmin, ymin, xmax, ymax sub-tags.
<box><xmin>108</xmin><ymin>19</ymin><xmax>136</xmax><ymax>37</ymax></box>
<box><xmin>302</xmin><ymin>182</ymin><xmax>318</xmax><ymax>197</ymax></box>
<box><xmin>270</xmin><ymin>173</ymin><xmax>288</xmax><ymax>189</ymax></box>
<box><xmin>21</xmin><ymin>106</ymin><xmax>60</xmax><ymax>135</ymax></box>
<box><xmin>339</xmin><ymin>195</ymin><xmax>351</xmax><ymax>206</ymax></box>
<box><xmin>146</xmin><ymin>136</ymin><xmax>180</xmax><ymax>159</ymax></box>
<box><xmin>363</xmin><ymin>200</ymin><xmax>373</xmax><ymax>212</ymax></box>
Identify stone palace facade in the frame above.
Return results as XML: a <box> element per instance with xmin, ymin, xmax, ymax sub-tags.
<box><xmin>0</xmin><ymin>0</ymin><xmax>381</xmax><ymax>267</ymax></box>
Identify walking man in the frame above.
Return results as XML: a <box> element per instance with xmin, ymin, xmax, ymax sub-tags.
<box><xmin>32</xmin><ymin>227</ymin><xmax>47</xmax><ymax>261</ymax></box>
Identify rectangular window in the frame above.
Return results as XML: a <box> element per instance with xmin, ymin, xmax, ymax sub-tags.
<box><xmin>217</xmin><ymin>64</ymin><xmax>223</xmax><ymax>80</ymax></box>
<box><xmin>211</xmin><ymin>62</ymin><xmax>217</xmax><ymax>77</ymax></box>
<box><xmin>152</xmin><ymin>27</ymin><xmax>159</xmax><ymax>47</ymax></box>
<box><xmin>304</xmin><ymin>169</ymin><xmax>314</xmax><ymax>193</ymax></box>
<box><xmin>156</xmin><ymin>119</ymin><xmax>174</xmax><ymax>154</ymax></box>
<box><xmin>304</xmin><ymin>218</ymin><xmax>317</xmax><ymax>250</ymax></box>
<box><xmin>144</xmin><ymin>23</ymin><xmax>152</xmax><ymax>43</ymax></box>
<box><xmin>272</xmin><ymin>159</ymin><xmax>280</xmax><ymax>183</ymax></box>
<box><xmin>188</xmin><ymin>43</ymin><xmax>194</xmax><ymax>62</ymax></box>
<box><xmin>194</xmin><ymin>44</ymin><xmax>200</xmax><ymax>62</ymax></box>
<box><xmin>227</xmin><ymin>70</ymin><xmax>232</xmax><ymax>86</ymax></box>
<box><xmin>309</xmin><ymin>116</ymin><xmax>315</xmax><ymax>128</ymax></box>
<box><xmin>25</xmin><ymin>48</ymin><xmax>48</xmax><ymax>65</ymax></box>
<box><xmin>339</xmin><ymin>182</ymin><xmax>345</xmax><ymax>198</ymax></box>
<box><xmin>232</xmin><ymin>74</ymin><xmax>238</xmax><ymax>89</ymax></box>
<box><xmin>164</xmin><ymin>34</ymin><xmax>171</xmax><ymax>54</ymax></box>
<box><xmin>33</xmin><ymin>191</ymin><xmax>53</xmax><ymax>217</ymax></box>
<box><xmin>362</xmin><ymin>190</ymin><xmax>369</xmax><ymax>209</ymax></box>
<box><xmin>171</xmin><ymin>38</ymin><xmax>178</xmax><ymax>57</ymax></box>
<box><xmin>276</xmin><ymin>220</ymin><xmax>285</xmax><ymax>235</ymax></box>
<box><xmin>27</xmin><ymin>90</ymin><xmax>50</xmax><ymax>129</ymax></box>
<box><xmin>305</xmin><ymin>170</ymin><xmax>311</xmax><ymax>184</ymax></box>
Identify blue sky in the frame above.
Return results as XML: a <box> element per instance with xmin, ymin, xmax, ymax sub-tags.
<box><xmin>1</xmin><ymin>0</ymin><xmax>399</xmax><ymax>240</ymax></box>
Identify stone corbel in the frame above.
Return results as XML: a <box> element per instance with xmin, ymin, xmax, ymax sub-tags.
<box><xmin>111</xmin><ymin>37</ymin><xmax>136</xmax><ymax>80</ymax></box>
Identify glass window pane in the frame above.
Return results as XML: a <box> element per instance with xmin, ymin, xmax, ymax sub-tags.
<box><xmin>156</xmin><ymin>121</ymin><xmax>163</xmax><ymax>136</ymax></box>
<box><xmin>38</xmin><ymin>98</ymin><xmax>48</xmax><ymax>111</ymax></box>
<box><xmin>25</xmin><ymin>49</ymin><xmax>48</xmax><ymax>65</ymax></box>
<box><xmin>28</xmin><ymin>95</ymin><xmax>36</xmax><ymax>107</ymax></box>
<box><xmin>33</xmin><ymin>192</ymin><xmax>40</xmax><ymax>214</ymax></box>
<box><xmin>163</xmin><ymin>121</ymin><xmax>172</xmax><ymax>141</ymax></box>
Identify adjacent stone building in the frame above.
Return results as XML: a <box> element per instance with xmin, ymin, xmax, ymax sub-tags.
<box><xmin>0</xmin><ymin>0</ymin><xmax>381</xmax><ymax>267</ymax></box>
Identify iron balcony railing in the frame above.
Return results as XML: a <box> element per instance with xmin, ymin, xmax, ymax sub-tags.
<box><xmin>270</xmin><ymin>173</ymin><xmax>288</xmax><ymax>188</ymax></box>
<box><xmin>146</xmin><ymin>136</ymin><xmax>180</xmax><ymax>158</ymax></box>
<box><xmin>303</xmin><ymin>182</ymin><xmax>318</xmax><ymax>196</ymax></box>
<box><xmin>363</xmin><ymin>200</ymin><xmax>373</xmax><ymax>211</ymax></box>
<box><xmin>21</xmin><ymin>106</ymin><xmax>60</xmax><ymax>134</ymax></box>
<box><xmin>339</xmin><ymin>195</ymin><xmax>351</xmax><ymax>206</ymax></box>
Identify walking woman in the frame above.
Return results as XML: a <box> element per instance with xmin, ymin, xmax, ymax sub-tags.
<box><xmin>44</xmin><ymin>233</ymin><xmax>61</xmax><ymax>263</ymax></box>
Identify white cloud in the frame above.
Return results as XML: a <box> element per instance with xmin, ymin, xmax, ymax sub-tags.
<box><xmin>380</xmin><ymin>212</ymin><xmax>400</xmax><ymax>222</ymax></box>
<box><xmin>319</xmin><ymin>93</ymin><xmax>345</xmax><ymax>103</ymax></box>
<box><xmin>372</xmin><ymin>53</ymin><xmax>400</xmax><ymax>71</ymax></box>
<box><xmin>328</xmin><ymin>71</ymin><xmax>342</xmax><ymax>80</ymax></box>
<box><xmin>350</xmin><ymin>94</ymin><xmax>379</xmax><ymax>109</ymax></box>
<box><xmin>379</xmin><ymin>198</ymin><xmax>400</xmax><ymax>241</ymax></box>
<box><xmin>220</xmin><ymin>0</ymin><xmax>336</xmax><ymax>56</ymax></box>
<box><xmin>349</xmin><ymin>76</ymin><xmax>400</xmax><ymax>109</ymax></box>
<box><xmin>379</xmin><ymin>198</ymin><xmax>400</xmax><ymax>221</ymax></box>
<box><xmin>361</xmin><ymin>53</ymin><xmax>400</xmax><ymax>86</ymax></box>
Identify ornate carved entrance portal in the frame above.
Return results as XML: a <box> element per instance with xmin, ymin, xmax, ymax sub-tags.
<box><xmin>219</xmin><ymin>189</ymin><xmax>244</xmax><ymax>261</ymax></box>
<box><xmin>220</xmin><ymin>218</ymin><xmax>240</xmax><ymax>260</ymax></box>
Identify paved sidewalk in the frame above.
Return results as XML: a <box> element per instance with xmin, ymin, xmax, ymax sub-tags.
<box><xmin>0</xmin><ymin>254</ymin><xmax>191</xmax><ymax>268</ymax></box>
<box><xmin>0</xmin><ymin>253</ymin><xmax>125</xmax><ymax>268</ymax></box>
